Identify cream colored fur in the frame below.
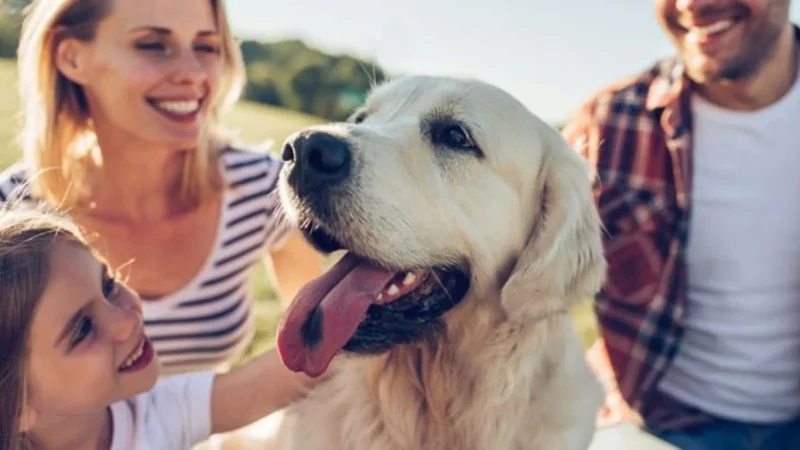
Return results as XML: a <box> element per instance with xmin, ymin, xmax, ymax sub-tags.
<box><xmin>267</xmin><ymin>75</ymin><xmax>606</xmax><ymax>450</ymax></box>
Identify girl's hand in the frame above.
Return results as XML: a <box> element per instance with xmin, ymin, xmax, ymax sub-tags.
<box><xmin>585</xmin><ymin>339</ymin><xmax>643</xmax><ymax>428</ymax></box>
<box><xmin>210</xmin><ymin>347</ymin><xmax>321</xmax><ymax>434</ymax></box>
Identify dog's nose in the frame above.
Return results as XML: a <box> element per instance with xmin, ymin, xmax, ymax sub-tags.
<box><xmin>283</xmin><ymin>131</ymin><xmax>351</xmax><ymax>192</ymax></box>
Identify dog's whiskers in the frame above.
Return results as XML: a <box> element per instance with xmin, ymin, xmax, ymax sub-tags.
<box><xmin>358</xmin><ymin>61</ymin><xmax>381</xmax><ymax>89</ymax></box>
<box><xmin>430</xmin><ymin>271</ymin><xmax>457</xmax><ymax>307</ymax></box>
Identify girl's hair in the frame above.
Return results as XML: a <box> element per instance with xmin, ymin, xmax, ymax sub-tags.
<box><xmin>16</xmin><ymin>0</ymin><xmax>245</xmax><ymax>209</ymax></box>
<box><xmin>0</xmin><ymin>206</ymin><xmax>90</xmax><ymax>450</ymax></box>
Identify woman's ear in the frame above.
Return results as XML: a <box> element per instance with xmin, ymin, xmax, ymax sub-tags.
<box><xmin>54</xmin><ymin>34</ymin><xmax>90</xmax><ymax>85</ymax></box>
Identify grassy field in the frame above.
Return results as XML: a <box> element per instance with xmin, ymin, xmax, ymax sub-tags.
<box><xmin>0</xmin><ymin>58</ymin><xmax>599</xmax><ymax>364</ymax></box>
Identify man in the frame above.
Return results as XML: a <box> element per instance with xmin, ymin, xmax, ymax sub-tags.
<box><xmin>563</xmin><ymin>0</ymin><xmax>800</xmax><ymax>447</ymax></box>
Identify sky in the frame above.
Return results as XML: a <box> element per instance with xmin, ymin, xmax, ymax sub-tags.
<box><xmin>227</xmin><ymin>1</ymin><xmax>800</xmax><ymax>124</ymax></box>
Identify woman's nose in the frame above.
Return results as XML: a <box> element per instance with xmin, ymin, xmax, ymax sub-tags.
<box><xmin>171</xmin><ymin>50</ymin><xmax>208</xmax><ymax>85</ymax></box>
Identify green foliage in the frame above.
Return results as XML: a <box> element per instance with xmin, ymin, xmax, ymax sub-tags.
<box><xmin>240</xmin><ymin>38</ymin><xmax>386</xmax><ymax>121</ymax></box>
<box><xmin>2</xmin><ymin>0</ymin><xmax>31</xmax><ymax>13</ymax></box>
<box><xmin>0</xmin><ymin>7</ymin><xmax>22</xmax><ymax>59</ymax></box>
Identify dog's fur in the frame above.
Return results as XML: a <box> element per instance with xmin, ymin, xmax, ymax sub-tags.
<box><xmin>268</xmin><ymin>75</ymin><xmax>606</xmax><ymax>450</ymax></box>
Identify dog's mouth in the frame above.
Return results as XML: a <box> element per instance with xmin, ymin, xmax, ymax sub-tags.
<box><xmin>276</xmin><ymin>223</ymin><xmax>471</xmax><ymax>378</ymax></box>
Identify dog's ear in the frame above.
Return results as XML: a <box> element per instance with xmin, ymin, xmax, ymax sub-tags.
<box><xmin>500</xmin><ymin>129</ymin><xmax>606</xmax><ymax>318</ymax></box>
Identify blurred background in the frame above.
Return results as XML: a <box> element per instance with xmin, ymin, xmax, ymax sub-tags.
<box><xmin>3</xmin><ymin>0</ymin><xmax>800</xmax><ymax>362</ymax></box>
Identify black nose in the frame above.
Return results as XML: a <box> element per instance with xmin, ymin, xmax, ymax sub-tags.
<box><xmin>282</xmin><ymin>131</ymin><xmax>351</xmax><ymax>193</ymax></box>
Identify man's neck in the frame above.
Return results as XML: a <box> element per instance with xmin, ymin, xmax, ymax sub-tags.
<box><xmin>30</xmin><ymin>408</ymin><xmax>112</xmax><ymax>450</ymax></box>
<box><xmin>695</xmin><ymin>24</ymin><xmax>798</xmax><ymax>111</ymax></box>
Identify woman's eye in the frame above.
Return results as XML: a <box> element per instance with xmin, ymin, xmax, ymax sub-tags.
<box><xmin>195</xmin><ymin>44</ymin><xmax>220</xmax><ymax>54</ymax></box>
<box><xmin>135</xmin><ymin>42</ymin><xmax>167</xmax><ymax>52</ymax></box>
<box><xmin>70</xmin><ymin>317</ymin><xmax>94</xmax><ymax>348</ymax></box>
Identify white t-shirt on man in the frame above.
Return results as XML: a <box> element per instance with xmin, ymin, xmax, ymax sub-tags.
<box><xmin>658</xmin><ymin>68</ymin><xmax>800</xmax><ymax>423</ymax></box>
<box><xmin>108</xmin><ymin>371</ymin><xmax>216</xmax><ymax>450</ymax></box>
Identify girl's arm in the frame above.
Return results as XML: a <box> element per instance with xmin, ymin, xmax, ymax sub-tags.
<box><xmin>210</xmin><ymin>347</ymin><xmax>319</xmax><ymax>434</ymax></box>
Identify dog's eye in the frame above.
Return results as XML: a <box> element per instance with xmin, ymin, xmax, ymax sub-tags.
<box><xmin>350</xmin><ymin>109</ymin><xmax>368</xmax><ymax>124</ymax></box>
<box><xmin>441</xmin><ymin>125</ymin><xmax>470</xmax><ymax>147</ymax></box>
<box><xmin>429</xmin><ymin>121</ymin><xmax>482</xmax><ymax>157</ymax></box>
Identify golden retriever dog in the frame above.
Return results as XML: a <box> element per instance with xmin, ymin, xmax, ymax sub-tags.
<box><xmin>267</xmin><ymin>74</ymin><xmax>606</xmax><ymax>450</ymax></box>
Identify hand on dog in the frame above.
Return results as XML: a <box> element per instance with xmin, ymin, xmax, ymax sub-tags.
<box><xmin>586</xmin><ymin>340</ymin><xmax>643</xmax><ymax>428</ymax></box>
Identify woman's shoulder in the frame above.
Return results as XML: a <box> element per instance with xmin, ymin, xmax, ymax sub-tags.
<box><xmin>0</xmin><ymin>162</ymin><xmax>34</xmax><ymax>203</ymax></box>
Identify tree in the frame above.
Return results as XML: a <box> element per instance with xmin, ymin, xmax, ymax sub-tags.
<box><xmin>0</xmin><ymin>6</ymin><xmax>22</xmax><ymax>58</ymax></box>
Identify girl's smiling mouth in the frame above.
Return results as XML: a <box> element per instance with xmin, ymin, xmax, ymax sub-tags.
<box><xmin>118</xmin><ymin>335</ymin><xmax>155</xmax><ymax>373</ymax></box>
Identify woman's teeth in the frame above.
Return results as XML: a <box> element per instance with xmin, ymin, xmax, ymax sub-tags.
<box><xmin>119</xmin><ymin>338</ymin><xmax>145</xmax><ymax>370</ymax></box>
<box><xmin>152</xmin><ymin>99</ymin><xmax>201</xmax><ymax>115</ymax></box>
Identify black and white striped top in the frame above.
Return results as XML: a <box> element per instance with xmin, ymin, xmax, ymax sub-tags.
<box><xmin>0</xmin><ymin>148</ymin><xmax>290</xmax><ymax>376</ymax></box>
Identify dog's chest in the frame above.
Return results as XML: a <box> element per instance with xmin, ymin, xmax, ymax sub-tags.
<box><xmin>276</xmin><ymin>323</ymin><xmax>579</xmax><ymax>450</ymax></box>
<box><xmin>278</xmin><ymin>371</ymin><xmax>540</xmax><ymax>450</ymax></box>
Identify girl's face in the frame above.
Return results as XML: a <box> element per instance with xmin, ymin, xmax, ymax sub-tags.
<box><xmin>25</xmin><ymin>240</ymin><xmax>158</xmax><ymax>421</ymax></box>
<box><xmin>57</xmin><ymin>0</ymin><xmax>223</xmax><ymax>151</ymax></box>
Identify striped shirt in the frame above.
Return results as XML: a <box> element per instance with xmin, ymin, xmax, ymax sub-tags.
<box><xmin>0</xmin><ymin>147</ymin><xmax>290</xmax><ymax>376</ymax></box>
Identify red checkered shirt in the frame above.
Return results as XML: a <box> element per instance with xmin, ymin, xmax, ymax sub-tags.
<box><xmin>562</xmin><ymin>27</ymin><xmax>800</xmax><ymax>430</ymax></box>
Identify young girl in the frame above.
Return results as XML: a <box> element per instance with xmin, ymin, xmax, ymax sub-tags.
<box><xmin>0</xmin><ymin>207</ymin><xmax>318</xmax><ymax>450</ymax></box>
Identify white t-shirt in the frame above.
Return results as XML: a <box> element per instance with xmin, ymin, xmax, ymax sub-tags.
<box><xmin>658</xmin><ymin>69</ymin><xmax>800</xmax><ymax>423</ymax></box>
<box><xmin>108</xmin><ymin>371</ymin><xmax>216</xmax><ymax>450</ymax></box>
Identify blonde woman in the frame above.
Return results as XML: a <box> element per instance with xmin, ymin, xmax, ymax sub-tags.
<box><xmin>0</xmin><ymin>0</ymin><xmax>324</xmax><ymax>378</ymax></box>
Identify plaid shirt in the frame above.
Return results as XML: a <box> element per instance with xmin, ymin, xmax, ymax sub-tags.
<box><xmin>562</xmin><ymin>26</ymin><xmax>800</xmax><ymax>432</ymax></box>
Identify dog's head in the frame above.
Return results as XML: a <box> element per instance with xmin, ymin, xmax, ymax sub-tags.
<box><xmin>275</xmin><ymin>75</ymin><xmax>606</xmax><ymax>377</ymax></box>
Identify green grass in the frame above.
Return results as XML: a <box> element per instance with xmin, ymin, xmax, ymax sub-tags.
<box><xmin>0</xmin><ymin>58</ymin><xmax>598</xmax><ymax>364</ymax></box>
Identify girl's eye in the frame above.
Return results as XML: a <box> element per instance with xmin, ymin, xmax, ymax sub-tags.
<box><xmin>103</xmin><ymin>275</ymin><xmax>118</xmax><ymax>298</ymax></box>
<box><xmin>70</xmin><ymin>317</ymin><xmax>94</xmax><ymax>348</ymax></box>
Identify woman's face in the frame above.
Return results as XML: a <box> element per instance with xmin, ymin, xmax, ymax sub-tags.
<box><xmin>58</xmin><ymin>0</ymin><xmax>223</xmax><ymax>151</ymax></box>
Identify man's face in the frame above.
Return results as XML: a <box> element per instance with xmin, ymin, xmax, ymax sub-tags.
<box><xmin>654</xmin><ymin>0</ymin><xmax>791</xmax><ymax>83</ymax></box>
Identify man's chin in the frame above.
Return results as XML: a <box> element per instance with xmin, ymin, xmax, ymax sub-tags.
<box><xmin>683</xmin><ymin>55</ymin><xmax>736</xmax><ymax>84</ymax></box>
<box><xmin>681</xmin><ymin>43</ymin><xmax>769</xmax><ymax>84</ymax></box>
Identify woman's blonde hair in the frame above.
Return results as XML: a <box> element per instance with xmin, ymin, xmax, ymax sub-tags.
<box><xmin>0</xmin><ymin>206</ymin><xmax>91</xmax><ymax>450</ymax></box>
<box><xmin>16</xmin><ymin>0</ymin><xmax>246</xmax><ymax>209</ymax></box>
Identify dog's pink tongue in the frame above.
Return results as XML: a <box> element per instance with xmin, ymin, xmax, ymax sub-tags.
<box><xmin>276</xmin><ymin>252</ymin><xmax>396</xmax><ymax>377</ymax></box>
